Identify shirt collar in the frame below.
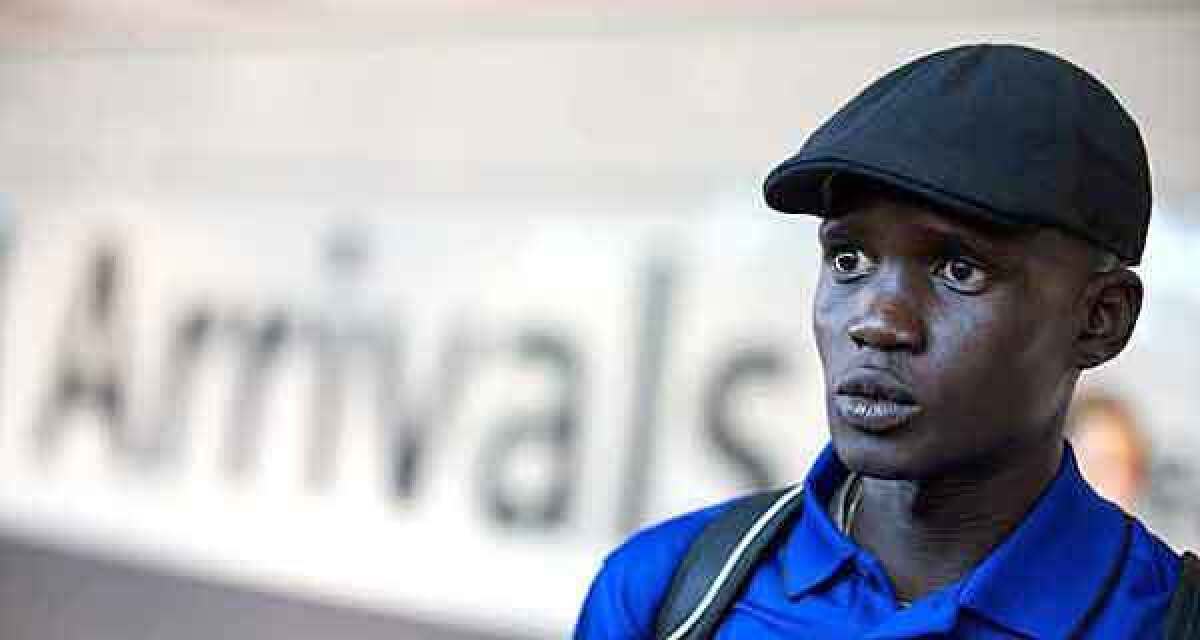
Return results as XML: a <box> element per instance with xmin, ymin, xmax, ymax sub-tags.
<box><xmin>779</xmin><ymin>442</ymin><xmax>1129</xmax><ymax>639</ymax></box>
<box><xmin>778</xmin><ymin>444</ymin><xmax>858</xmax><ymax>598</ymax></box>
<box><xmin>956</xmin><ymin>442</ymin><xmax>1129</xmax><ymax>639</ymax></box>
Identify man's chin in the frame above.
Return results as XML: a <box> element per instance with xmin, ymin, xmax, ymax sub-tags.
<box><xmin>829</xmin><ymin>427</ymin><xmax>932</xmax><ymax>481</ymax></box>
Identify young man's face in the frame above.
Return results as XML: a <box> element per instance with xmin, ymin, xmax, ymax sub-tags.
<box><xmin>813</xmin><ymin>190</ymin><xmax>1096</xmax><ymax>480</ymax></box>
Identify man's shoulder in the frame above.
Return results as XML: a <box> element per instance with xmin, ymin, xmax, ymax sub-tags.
<box><xmin>1125</xmin><ymin>516</ymin><xmax>1183</xmax><ymax>593</ymax></box>
<box><xmin>574</xmin><ymin>497</ymin><xmax>741</xmax><ymax>639</ymax></box>
<box><xmin>609</xmin><ymin>498</ymin><xmax>736</xmax><ymax>568</ymax></box>
<box><xmin>599</xmin><ymin>498</ymin><xmax>740</xmax><ymax>602</ymax></box>
<box><xmin>1082</xmin><ymin>516</ymin><xmax>1185</xmax><ymax>637</ymax></box>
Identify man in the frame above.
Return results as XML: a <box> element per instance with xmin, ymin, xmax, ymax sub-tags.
<box><xmin>574</xmin><ymin>44</ymin><xmax>1190</xmax><ymax>638</ymax></box>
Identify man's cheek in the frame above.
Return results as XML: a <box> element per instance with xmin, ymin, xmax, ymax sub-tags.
<box><xmin>811</xmin><ymin>296</ymin><xmax>840</xmax><ymax>366</ymax></box>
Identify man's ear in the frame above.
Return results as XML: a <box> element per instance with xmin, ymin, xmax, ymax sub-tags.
<box><xmin>1076</xmin><ymin>268</ymin><xmax>1143</xmax><ymax>369</ymax></box>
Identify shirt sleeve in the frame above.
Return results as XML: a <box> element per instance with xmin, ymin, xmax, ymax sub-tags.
<box><xmin>573</xmin><ymin>554</ymin><xmax>646</xmax><ymax>640</ymax></box>
<box><xmin>572</xmin><ymin>501</ymin><xmax>734</xmax><ymax>640</ymax></box>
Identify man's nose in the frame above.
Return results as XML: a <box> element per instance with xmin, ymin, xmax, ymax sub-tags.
<box><xmin>846</xmin><ymin>275</ymin><xmax>927</xmax><ymax>353</ymax></box>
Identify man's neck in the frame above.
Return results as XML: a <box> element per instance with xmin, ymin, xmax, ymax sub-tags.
<box><xmin>848</xmin><ymin>438</ymin><xmax>1064</xmax><ymax>603</ymax></box>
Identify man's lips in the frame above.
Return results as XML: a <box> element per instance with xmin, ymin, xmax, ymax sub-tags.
<box><xmin>833</xmin><ymin>372</ymin><xmax>922</xmax><ymax>433</ymax></box>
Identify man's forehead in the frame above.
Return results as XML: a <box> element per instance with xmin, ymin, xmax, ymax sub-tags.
<box><xmin>818</xmin><ymin>199</ymin><xmax>1103</xmax><ymax>278</ymax></box>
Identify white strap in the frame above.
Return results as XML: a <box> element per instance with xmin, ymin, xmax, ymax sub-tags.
<box><xmin>664</xmin><ymin>484</ymin><xmax>806</xmax><ymax>640</ymax></box>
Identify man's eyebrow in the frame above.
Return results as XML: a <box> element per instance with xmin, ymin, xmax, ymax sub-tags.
<box><xmin>925</xmin><ymin>225</ymin><xmax>1019</xmax><ymax>263</ymax></box>
<box><xmin>934</xmin><ymin>229</ymin><xmax>993</xmax><ymax>255</ymax></box>
<box><xmin>820</xmin><ymin>217</ymin><xmax>1022</xmax><ymax>261</ymax></box>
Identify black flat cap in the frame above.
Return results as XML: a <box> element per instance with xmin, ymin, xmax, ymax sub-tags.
<box><xmin>764</xmin><ymin>43</ymin><xmax>1151</xmax><ymax>265</ymax></box>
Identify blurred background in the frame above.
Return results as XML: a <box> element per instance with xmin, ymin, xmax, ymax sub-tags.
<box><xmin>0</xmin><ymin>2</ymin><xmax>1197</xmax><ymax>639</ymax></box>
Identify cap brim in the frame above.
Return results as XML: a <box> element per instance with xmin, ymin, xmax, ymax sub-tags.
<box><xmin>763</xmin><ymin>157</ymin><xmax>1030</xmax><ymax>232</ymax></box>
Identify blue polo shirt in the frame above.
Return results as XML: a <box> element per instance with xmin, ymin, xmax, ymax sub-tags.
<box><xmin>575</xmin><ymin>443</ymin><xmax>1180</xmax><ymax>639</ymax></box>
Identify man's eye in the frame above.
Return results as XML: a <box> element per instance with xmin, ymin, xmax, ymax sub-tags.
<box><xmin>937</xmin><ymin>258</ymin><xmax>989</xmax><ymax>292</ymax></box>
<box><xmin>828</xmin><ymin>248</ymin><xmax>875</xmax><ymax>278</ymax></box>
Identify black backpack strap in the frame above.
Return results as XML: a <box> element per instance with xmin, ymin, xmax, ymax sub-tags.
<box><xmin>653</xmin><ymin>485</ymin><xmax>806</xmax><ymax>640</ymax></box>
<box><xmin>1166</xmin><ymin>551</ymin><xmax>1200</xmax><ymax>640</ymax></box>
